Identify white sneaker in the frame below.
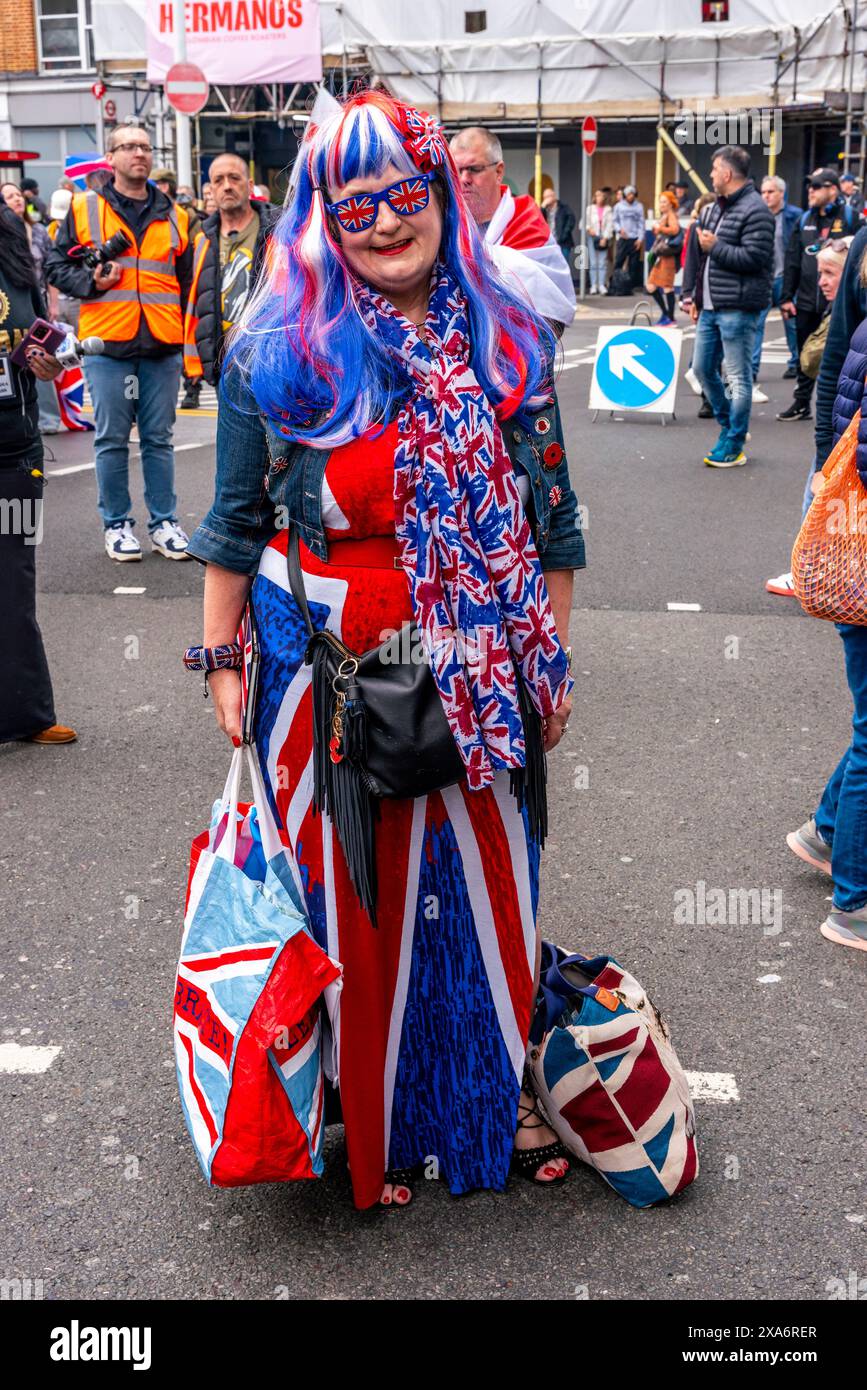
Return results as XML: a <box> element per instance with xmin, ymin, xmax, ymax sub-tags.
<box><xmin>104</xmin><ymin>521</ymin><xmax>142</xmax><ymax>562</ymax></box>
<box><xmin>684</xmin><ymin>367</ymin><xmax>702</xmax><ymax>396</ymax></box>
<box><xmin>752</xmin><ymin>384</ymin><xmax>769</xmax><ymax>403</ymax></box>
<box><xmin>766</xmin><ymin>570</ymin><xmax>795</xmax><ymax>596</ymax></box>
<box><xmin>150</xmin><ymin>520</ymin><xmax>191</xmax><ymax>560</ymax></box>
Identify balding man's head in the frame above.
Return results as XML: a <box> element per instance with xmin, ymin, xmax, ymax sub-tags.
<box><xmin>449</xmin><ymin>126</ymin><xmax>504</xmax><ymax>226</ymax></box>
<box><xmin>209</xmin><ymin>153</ymin><xmax>254</xmax><ymax>217</ymax></box>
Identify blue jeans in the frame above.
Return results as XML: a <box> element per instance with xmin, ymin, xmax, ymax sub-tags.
<box><xmin>588</xmin><ymin>241</ymin><xmax>608</xmax><ymax>291</ymax></box>
<box><xmin>801</xmin><ymin>454</ymin><xmax>818</xmax><ymax>520</ymax></box>
<box><xmin>84</xmin><ymin>352</ymin><xmax>182</xmax><ymax>532</ymax></box>
<box><xmin>693</xmin><ymin>309</ymin><xmax>760</xmax><ymax>452</ymax></box>
<box><xmin>815</xmin><ymin>624</ymin><xmax>867</xmax><ymax>912</ymax></box>
<box><xmin>751</xmin><ymin>273</ymin><xmax>798</xmax><ymax>378</ymax></box>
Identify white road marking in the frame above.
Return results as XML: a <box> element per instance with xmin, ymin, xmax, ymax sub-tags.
<box><xmin>0</xmin><ymin>1042</ymin><xmax>61</xmax><ymax>1074</ymax></box>
<box><xmin>685</xmin><ymin>1071</ymin><xmax>740</xmax><ymax>1103</ymax></box>
<box><xmin>46</xmin><ymin>461</ymin><xmax>98</xmax><ymax>477</ymax></box>
<box><xmin>46</xmin><ymin>441</ymin><xmax>206</xmax><ymax>478</ymax></box>
<box><xmin>113</xmin><ymin>586</ymin><xmax>146</xmax><ymax>595</ymax></box>
<box><xmin>757</xmin><ymin>973</ymin><xmax>782</xmax><ymax>984</ymax></box>
<box><xmin>667</xmin><ymin>602</ymin><xmax>702</xmax><ymax>611</ymax></box>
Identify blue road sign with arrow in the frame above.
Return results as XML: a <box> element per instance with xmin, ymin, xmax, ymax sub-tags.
<box><xmin>592</xmin><ymin>327</ymin><xmax>680</xmax><ymax>412</ymax></box>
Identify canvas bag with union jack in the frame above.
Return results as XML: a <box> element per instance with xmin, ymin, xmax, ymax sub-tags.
<box><xmin>527</xmin><ymin>942</ymin><xmax>698</xmax><ymax>1208</ymax></box>
<box><xmin>175</xmin><ymin>745</ymin><xmax>342</xmax><ymax>1187</ymax></box>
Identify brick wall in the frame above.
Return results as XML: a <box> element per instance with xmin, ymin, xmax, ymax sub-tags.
<box><xmin>0</xmin><ymin>1</ymin><xmax>39</xmax><ymax>78</ymax></box>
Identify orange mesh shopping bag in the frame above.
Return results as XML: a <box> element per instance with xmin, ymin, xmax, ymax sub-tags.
<box><xmin>791</xmin><ymin>410</ymin><xmax>867</xmax><ymax>625</ymax></box>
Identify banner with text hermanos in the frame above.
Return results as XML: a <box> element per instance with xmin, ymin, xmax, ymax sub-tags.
<box><xmin>145</xmin><ymin>0</ymin><xmax>322</xmax><ymax>85</ymax></box>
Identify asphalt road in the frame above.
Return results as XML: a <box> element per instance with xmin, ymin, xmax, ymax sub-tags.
<box><xmin>1</xmin><ymin>308</ymin><xmax>864</xmax><ymax>1303</ymax></box>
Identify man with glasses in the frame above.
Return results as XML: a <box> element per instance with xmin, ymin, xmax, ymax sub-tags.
<box><xmin>449</xmin><ymin>126</ymin><xmax>575</xmax><ymax>328</ymax></box>
<box><xmin>777</xmin><ymin>167</ymin><xmax>859</xmax><ymax>422</ymax></box>
<box><xmin>46</xmin><ymin>123</ymin><xmax>194</xmax><ymax>561</ymax></box>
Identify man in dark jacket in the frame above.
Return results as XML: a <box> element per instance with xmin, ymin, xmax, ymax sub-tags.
<box><xmin>183</xmin><ymin>151</ymin><xmax>280</xmax><ymax>387</ymax></box>
<box><xmin>839</xmin><ymin>173</ymin><xmax>865</xmax><ymax>223</ymax></box>
<box><xmin>690</xmin><ymin>145</ymin><xmax>774</xmax><ymax>467</ymax></box>
<box><xmin>541</xmin><ymin>187</ymin><xmax>576</xmax><ymax>270</ymax></box>
<box><xmin>778</xmin><ymin>168</ymin><xmax>860</xmax><ymax>421</ymax></box>
<box><xmin>751</xmin><ymin>175</ymin><xmax>802</xmax><ymax>386</ymax></box>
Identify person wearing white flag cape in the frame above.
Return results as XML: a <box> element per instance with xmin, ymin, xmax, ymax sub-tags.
<box><xmin>450</xmin><ymin>127</ymin><xmax>576</xmax><ymax>330</ymax></box>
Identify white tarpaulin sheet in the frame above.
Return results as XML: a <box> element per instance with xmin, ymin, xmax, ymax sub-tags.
<box><xmin>319</xmin><ymin>0</ymin><xmax>865</xmax><ymax>115</ymax></box>
<box><xmin>92</xmin><ymin>0</ymin><xmax>866</xmax><ymax>115</ymax></box>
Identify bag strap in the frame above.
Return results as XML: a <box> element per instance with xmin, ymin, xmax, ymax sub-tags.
<box><xmin>286</xmin><ymin>527</ymin><xmax>315</xmax><ymax>637</ymax></box>
<box><xmin>212</xmin><ymin>744</ymin><xmax>245</xmax><ymax>862</ymax></box>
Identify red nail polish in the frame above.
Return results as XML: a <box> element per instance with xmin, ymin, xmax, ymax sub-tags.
<box><xmin>231</xmin><ymin>736</ymin><xmax>241</xmax><ymax>747</ymax></box>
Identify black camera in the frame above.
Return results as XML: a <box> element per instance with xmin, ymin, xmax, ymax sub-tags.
<box><xmin>68</xmin><ymin>228</ymin><xmax>133</xmax><ymax>272</ymax></box>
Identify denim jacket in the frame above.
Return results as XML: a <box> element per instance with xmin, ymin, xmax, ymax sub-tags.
<box><xmin>188</xmin><ymin>367</ymin><xmax>586</xmax><ymax>576</ymax></box>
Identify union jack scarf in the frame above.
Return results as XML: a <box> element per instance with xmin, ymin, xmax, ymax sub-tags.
<box><xmin>357</xmin><ymin>266</ymin><xmax>572</xmax><ymax>791</ymax></box>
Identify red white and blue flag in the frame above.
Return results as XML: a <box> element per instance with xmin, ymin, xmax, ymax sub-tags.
<box><xmin>250</xmin><ymin>533</ymin><xmax>540</xmax><ymax>1209</ymax></box>
<box><xmin>54</xmin><ymin>366</ymin><xmax>93</xmax><ymax>432</ymax></box>
<box><xmin>64</xmin><ymin>153</ymin><xmax>112</xmax><ymax>189</ymax></box>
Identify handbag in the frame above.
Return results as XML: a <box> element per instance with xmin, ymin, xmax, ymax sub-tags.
<box><xmin>791</xmin><ymin>410</ymin><xmax>867</xmax><ymax>624</ymax></box>
<box><xmin>175</xmin><ymin>743</ymin><xmax>343</xmax><ymax>1187</ymax></box>
<box><xmin>286</xmin><ymin>528</ymin><xmax>547</xmax><ymax>923</ymax></box>
<box><xmin>651</xmin><ymin>229</ymin><xmax>684</xmax><ymax>258</ymax></box>
<box><xmin>526</xmin><ymin>941</ymin><xmax>698</xmax><ymax>1207</ymax></box>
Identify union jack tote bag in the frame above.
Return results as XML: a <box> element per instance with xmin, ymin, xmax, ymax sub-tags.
<box><xmin>528</xmin><ymin>942</ymin><xmax>698</xmax><ymax>1207</ymax></box>
<box><xmin>175</xmin><ymin>745</ymin><xmax>343</xmax><ymax>1187</ymax></box>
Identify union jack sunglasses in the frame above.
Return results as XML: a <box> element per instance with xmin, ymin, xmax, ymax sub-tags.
<box><xmin>322</xmin><ymin>172</ymin><xmax>435</xmax><ymax>232</ymax></box>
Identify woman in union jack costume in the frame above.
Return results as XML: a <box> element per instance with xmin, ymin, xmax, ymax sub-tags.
<box><xmin>189</xmin><ymin>90</ymin><xmax>586</xmax><ymax>1209</ymax></box>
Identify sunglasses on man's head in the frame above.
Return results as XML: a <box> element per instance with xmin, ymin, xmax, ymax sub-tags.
<box><xmin>322</xmin><ymin>172</ymin><xmax>434</xmax><ymax>232</ymax></box>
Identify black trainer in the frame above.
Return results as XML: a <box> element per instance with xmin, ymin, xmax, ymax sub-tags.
<box><xmin>698</xmin><ymin>398</ymin><xmax>714</xmax><ymax>419</ymax></box>
<box><xmin>776</xmin><ymin>402</ymin><xmax>811</xmax><ymax>421</ymax></box>
<box><xmin>782</xmin><ymin>365</ymin><xmax>798</xmax><ymax>379</ymax></box>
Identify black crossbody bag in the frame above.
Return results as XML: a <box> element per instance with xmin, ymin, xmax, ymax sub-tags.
<box><xmin>285</xmin><ymin>528</ymin><xmax>547</xmax><ymax>923</ymax></box>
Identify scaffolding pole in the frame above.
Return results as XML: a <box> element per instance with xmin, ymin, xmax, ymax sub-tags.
<box><xmin>656</xmin><ymin>125</ymin><xmax>710</xmax><ymax>197</ymax></box>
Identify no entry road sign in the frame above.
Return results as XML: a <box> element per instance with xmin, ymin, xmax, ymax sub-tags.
<box><xmin>165</xmin><ymin>63</ymin><xmax>209</xmax><ymax>116</ymax></box>
<box><xmin>581</xmin><ymin>116</ymin><xmax>598</xmax><ymax>158</ymax></box>
<box><xmin>589</xmin><ymin>326</ymin><xmax>683</xmax><ymax>415</ymax></box>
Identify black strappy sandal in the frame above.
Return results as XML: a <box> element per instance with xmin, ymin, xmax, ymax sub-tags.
<box><xmin>379</xmin><ymin>1166</ymin><xmax>417</xmax><ymax>1209</ymax></box>
<box><xmin>511</xmin><ymin>1097</ymin><xmax>571</xmax><ymax>1185</ymax></box>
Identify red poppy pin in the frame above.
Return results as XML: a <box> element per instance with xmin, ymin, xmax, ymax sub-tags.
<box><xmin>548</xmin><ymin>484</ymin><xmax>563</xmax><ymax>508</ymax></box>
<box><xmin>534</xmin><ymin>416</ymin><xmax>551</xmax><ymax>435</ymax></box>
<box><xmin>543</xmin><ymin>441</ymin><xmax>564</xmax><ymax>469</ymax></box>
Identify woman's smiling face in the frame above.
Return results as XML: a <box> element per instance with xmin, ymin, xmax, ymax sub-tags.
<box><xmin>327</xmin><ymin>162</ymin><xmax>443</xmax><ymax>306</ymax></box>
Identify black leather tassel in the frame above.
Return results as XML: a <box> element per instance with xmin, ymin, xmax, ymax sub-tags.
<box><xmin>307</xmin><ymin>636</ymin><xmax>379</xmax><ymax>925</ymax></box>
<box><xmin>342</xmin><ymin>690</ymin><xmax>368</xmax><ymax>763</ymax></box>
<box><xmin>510</xmin><ymin>674</ymin><xmax>548</xmax><ymax>848</ymax></box>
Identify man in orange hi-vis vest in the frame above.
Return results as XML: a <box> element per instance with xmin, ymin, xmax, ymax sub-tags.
<box><xmin>45</xmin><ymin>123</ymin><xmax>194</xmax><ymax>562</ymax></box>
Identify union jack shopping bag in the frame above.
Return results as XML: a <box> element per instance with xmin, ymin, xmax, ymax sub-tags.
<box><xmin>527</xmin><ymin>942</ymin><xmax>698</xmax><ymax>1208</ymax></box>
<box><xmin>175</xmin><ymin>745</ymin><xmax>342</xmax><ymax>1187</ymax></box>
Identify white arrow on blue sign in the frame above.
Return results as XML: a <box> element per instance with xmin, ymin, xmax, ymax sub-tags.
<box><xmin>589</xmin><ymin>326</ymin><xmax>682</xmax><ymax>414</ymax></box>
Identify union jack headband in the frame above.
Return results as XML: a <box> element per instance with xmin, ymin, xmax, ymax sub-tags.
<box><xmin>393</xmin><ymin>103</ymin><xmax>448</xmax><ymax>174</ymax></box>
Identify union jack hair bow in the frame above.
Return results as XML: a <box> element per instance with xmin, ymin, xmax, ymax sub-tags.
<box><xmin>395</xmin><ymin>103</ymin><xmax>448</xmax><ymax>173</ymax></box>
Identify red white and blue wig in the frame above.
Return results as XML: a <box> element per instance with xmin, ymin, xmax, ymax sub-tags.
<box><xmin>227</xmin><ymin>90</ymin><xmax>556</xmax><ymax>447</ymax></box>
